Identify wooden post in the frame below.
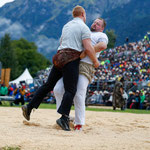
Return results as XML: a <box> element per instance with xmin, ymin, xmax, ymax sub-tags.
<box><xmin>0</xmin><ymin>68</ymin><xmax>11</xmax><ymax>87</ymax></box>
<box><xmin>1</xmin><ymin>69</ymin><xmax>5</xmax><ymax>84</ymax></box>
<box><xmin>5</xmin><ymin>68</ymin><xmax>11</xmax><ymax>87</ymax></box>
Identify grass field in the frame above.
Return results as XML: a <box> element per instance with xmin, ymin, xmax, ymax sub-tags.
<box><xmin>1</xmin><ymin>102</ymin><xmax>150</xmax><ymax>114</ymax></box>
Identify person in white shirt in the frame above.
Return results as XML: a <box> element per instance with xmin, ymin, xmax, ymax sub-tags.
<box><xmin>21</xmin><ymin>5</ymin><xmax>100</xmax><ymax>131</ymax></box>
<box><xmin>54</xmin><ymin>18</ymin><xmax>108</xmax><ymax>131</ymax></box>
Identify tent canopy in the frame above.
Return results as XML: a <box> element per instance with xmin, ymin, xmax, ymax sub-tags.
<box><xmin>9</xmin><ymin>68</ymin><xmax>33</xmax><ymax>85</ymax></box>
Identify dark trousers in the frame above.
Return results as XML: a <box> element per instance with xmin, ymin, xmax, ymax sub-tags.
<box><xmin>28</xmin><ymin>58</ymin><xmax>80</xmax><ymax>116</ymax></box>
<box><xmin>14</xmin><ymin>96</ymin><xmax>25</xmax><ymax>105</ymax></box>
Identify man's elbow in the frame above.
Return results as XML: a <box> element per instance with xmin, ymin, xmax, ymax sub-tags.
<box><xmin>95</xmin><ymin>42</ymin><xmax>107</xmax><ymax>52</ymax></box>
<box><xmin>96</xmin><ymin>45</ymin><xmax>107</xmax><ymax>52</ymax></box>
<box><xmin>101</xmin><ymin>44</ymin><xmax>107</xmax><ymax>50</ymax></box>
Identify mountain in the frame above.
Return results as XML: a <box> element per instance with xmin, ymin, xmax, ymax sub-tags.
<box><xmin>0</xmin><ymin>0</ymin><xmax>149</xmax><ymax>61</ymax></box>
<box><xmin>103</xmin><ymin>0</ymin><xmax>150</xmax><ymax>44</ymax></box>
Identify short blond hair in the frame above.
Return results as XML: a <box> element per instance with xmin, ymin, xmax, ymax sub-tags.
<box><xmin>72</xmin><ymin>5</ymin><xmax>85</xmax><ymax>17</ymax></box>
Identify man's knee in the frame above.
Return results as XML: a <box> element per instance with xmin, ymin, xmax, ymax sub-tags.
<box><xmin>53</xmin><ymin>86</ymin><xmax>59</xmax><ymax>95</ymax></box>
<box><xmin>75</xmin><ymin>92</ymin><xmax>83</xmax><ymax>100</ymax></box>
<box><xmin>74</xmin><ymin>92</ymin><xmax>85</xmax><ymax>105</ymax></box>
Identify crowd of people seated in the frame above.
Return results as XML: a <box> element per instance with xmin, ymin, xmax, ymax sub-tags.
<box><xmin>86</xmin><ymin>87</ymin><xmax>150</xmax><ymax>110</ymax></box>
<box><xmin>27</xmin><ymin>36</ymin><xmax>150</xmax><ymax>109</ymax></box>
<box><xmin>0</xmin><ymin>82</ymin><xmax>55</xmax><ymax>106</ymax></box>
<box><xmin>94</xmin><ymin>37</ymin><xmax>150</xmax><ymax>83</ymax></box>
<box><xmin>85</xmin><ymin>36</ymin><xmax>150</xmax><ymax>109</ymax></box>
<box><xmin>0</xmin><ymin>36</ymin><xmax>150</xmax><ymax>109</ymax></box>
<box><xmin>0</xmin><ymin>83</ymin><xmax>8</xmax><ymax>105</ymax></box>
<box><xmin>0</xmin><ymin>83</ymin><xmax>33</xmax><ymax>106</ymax></box>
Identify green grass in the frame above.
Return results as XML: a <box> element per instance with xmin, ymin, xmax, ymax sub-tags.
<box><xmin>86</xmin><ymin>107</ymin><xmax>150</xmax><ymax>114</ymax></box>
<box><xmin>1</xmin><ymin>146</ymin><xmax>21</xmax><ymax>150</ymax></box>
<box><xmin>0</xmin><ymin>102</ymin><xmax>150</xmax><ymax>114</ymax></box>
<box><xmin>33</xmin><ymin>103</ymin><xmax>150</xmax><ymax>114</ymax></box>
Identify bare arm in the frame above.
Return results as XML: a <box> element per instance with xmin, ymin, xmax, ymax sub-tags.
<box><xmin>82</xmin><ymin>38</ymin><xmax>100</xmax><ymax>68</ymax></box>
<box><xmin>120</xmin><ymin>87</ymin><xmax>124</xmax><ymax>95</ymax></box>
<box><xmin>80</xmin><ymin>41</ymin><xmax>107</xmax><ymax>59</ymax></box>
<box><xmin>94</xmin><ymin>42</ymin><xmax>107</xmax><ymax>52</ymax></box>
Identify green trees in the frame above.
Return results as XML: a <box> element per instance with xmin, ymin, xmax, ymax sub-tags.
<box><xmin>0</xmin><ymin>34</ymin><xmax>19</xmax><ymax>79</ymax></box>
<box><xmin>0</xmin><ymin>30</ymin><xmax>116</xmax><ymax>81</ymax></box>
<box><xmin>106</xmin><ymin>29</ymin><xmax>117</xmax><ymax>48</ymax></box>
<box><xmin>0</xmin><ymin>34</ymin><xmax>51</xmax><ymax>80</ymax></box>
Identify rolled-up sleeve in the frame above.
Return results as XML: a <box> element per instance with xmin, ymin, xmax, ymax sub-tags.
<box><xmin>81</xmin><ymin>26</ymin><xmax>91</xmax><ymax>40</ymax></box>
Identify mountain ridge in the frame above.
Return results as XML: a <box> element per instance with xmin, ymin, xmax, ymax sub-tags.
<box><xmin>0</xmin><ymin>0</ymin><xmax>149</xmax><ymax>61</ymax></box>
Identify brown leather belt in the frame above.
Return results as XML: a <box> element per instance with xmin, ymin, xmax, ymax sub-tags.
<box><xmin>53</xmin><ymin>48</ymin><xmax>82</xmax><ymax>69</ymax></box>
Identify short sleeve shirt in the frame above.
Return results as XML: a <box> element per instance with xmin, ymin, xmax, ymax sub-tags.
<box><xmin>58</xmin><ymin>17</ymin><xmax>91</xmax><ymax>52</ymax></box>
<box><xmin>81</xmin><ymin>32</ymin><xmax>108</xmax><ymax>64</ymax></box>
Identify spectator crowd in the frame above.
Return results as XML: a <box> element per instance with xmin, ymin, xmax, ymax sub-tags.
<box><xmin>0</xmin><ymin>36</ymin><xmax>150</xmax><ymax>109</ymax></box>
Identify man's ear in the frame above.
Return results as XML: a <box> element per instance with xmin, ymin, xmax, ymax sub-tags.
<box><xmin>81</xmin><ymin>12</ymin><xmax>84</xmax><ymax>17</ymax></box>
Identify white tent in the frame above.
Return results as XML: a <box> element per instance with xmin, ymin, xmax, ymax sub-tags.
<box><xmin>9</xmin><ymin>68</ymin><xmax>33</xmax><ymax>85</ymax></box>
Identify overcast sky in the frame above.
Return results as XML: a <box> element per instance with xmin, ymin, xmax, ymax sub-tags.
<box><xmin>0</xmin><ymin>0</ymin><xmax>14</xmax><ymax>7</ymax></box>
